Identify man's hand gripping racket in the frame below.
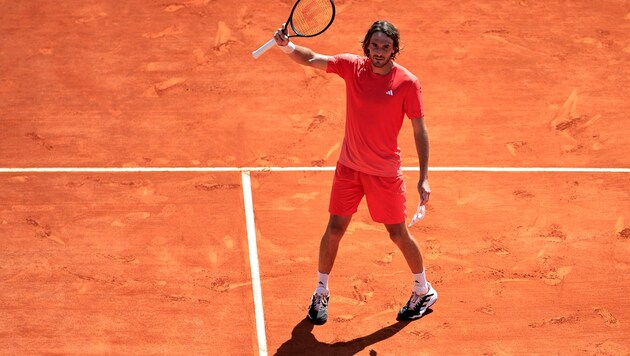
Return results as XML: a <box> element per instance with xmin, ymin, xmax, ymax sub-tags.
<box><xmin>252</xmin><ymin>0</ymin><xmax>335</xmax><ymax>59</ymax></box>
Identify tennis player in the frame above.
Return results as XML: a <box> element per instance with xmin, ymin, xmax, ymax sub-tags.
<box><xmin>273</xmin><ymin>20</ymin><xmax>437</xmax><ymax>324</ymax></box>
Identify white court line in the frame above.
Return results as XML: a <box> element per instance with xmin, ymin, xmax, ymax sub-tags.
<box><xmin>0</xmin><ymin>166</ymin><xmax>629</xmax><ymax>173</ymax></box>
<box><xmin>241</xmin><ymin>171</ymin><xmax>268</xmax><ymax>356</ymax></box>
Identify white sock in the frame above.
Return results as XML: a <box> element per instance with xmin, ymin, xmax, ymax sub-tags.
<box><xmin>413</xmin><ymin>270</ymin><xmax>428</xmax><ymax>295</ymax></box>
<box><xmin>316</xmin><ymin>272</ymin><xmax>329</xmax><ymax>295</ymax></box>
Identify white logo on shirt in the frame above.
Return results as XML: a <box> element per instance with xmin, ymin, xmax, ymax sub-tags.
<box><xmin>385</xmin><ymin>90</ymin><xmax>394</xmax><ymax>96</ymax></box>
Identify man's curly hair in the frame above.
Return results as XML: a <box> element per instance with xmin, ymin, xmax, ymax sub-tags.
<box><xmin>361</xmin><ymin>20</ymin><xmax>401</xmax><ymax>60</ymax></box>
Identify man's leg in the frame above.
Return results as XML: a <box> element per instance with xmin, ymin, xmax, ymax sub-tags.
<box><xmin>319</xmin><ymin>214</ymin><xmax>353</xmax><ymax>274</ymax></box>
<box><xmin>386</xmin><ymin>222</ymin><xmax>438</xmax><ymax>320</ymax></box>
<box><xmin>384</xmin><ymin>222</ymin><xmax>424</xmax><ymax>273</ymax></box>
<box><xmin>307</xmin><ymin>214</ymin><xmax>352</xmax><ymax>325</ymax></box>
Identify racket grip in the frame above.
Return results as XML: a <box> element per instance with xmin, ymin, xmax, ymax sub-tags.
<box><xmin>252</xmin><ymin>38</ymin><xmax>276</xmax><ymax>59</ymax></box>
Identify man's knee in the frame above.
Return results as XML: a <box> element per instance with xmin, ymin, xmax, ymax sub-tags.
<box><xmin>385</xmin><ymin>223</ymin><xmax>409</xmax><ymax>242</ymax></box>
<box><xmin>327</xmin><ymin>215</ymin><xmax>351</xmax><ymax>239</ymax></box>
<box><xmin>327</xmin><ymin>222</ymin><xmax>346</xmax><ymax>238</ymax></box>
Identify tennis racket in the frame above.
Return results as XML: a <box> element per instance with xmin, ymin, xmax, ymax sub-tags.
<box><xmin>252</xmin><ymin>0</ymin><xmax>335</xmax><ymax>59</ymax></box>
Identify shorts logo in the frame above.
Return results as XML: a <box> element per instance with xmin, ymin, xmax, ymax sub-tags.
<box><xmin>385</xmin><ymin>90</ymin><xmax>394</xmax><ymax>96</ymax></box>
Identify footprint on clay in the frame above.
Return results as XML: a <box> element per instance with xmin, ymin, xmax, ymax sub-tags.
<box><xmin>407</xmin><ymin>329</ymin><xmax>433</xmax><ymax>339</ymax></box>
<box><xmin>144</xmin><ymin>77</ymin><xmax>187</xmax><ymax>97</ymax></box>
<box><xmin>333</xmin><ymin>315</ymin><xmax>355</xmax><ymax>323</ymax></box>
<box><xmin>26</xmin><ymin>132</ymin><xmax>53</xmax><ymax>150</ymax></box>
<box><xmin>74</xmin><ymin>7</ymin><xmax>107</xmax><ymax>25</ymax></box>
<box><xmin>550</xmin><ymin>90</ymin><xmax>578</xmax><ymax>130</ymax></box>
<box><xmin>163</xmin><ymin>4</ymin><xmax>186</xmax><ymax>12</ymax></box>
<box><xmin>305</xmin><ymin>110</ymin><xmax>328</xmax><ymax>132</ymax></box>
<box><xmin>209</xmin><ymin>276</ymin><xmax>231</xmax><ymax>292</ymax></box>
<box><xmin>111</xmin><ymin>212</ymin><xmax>151</xmax><ymax>227</ymax></box>
<box><xmin>590</xmin><ymin>341</ymin><xmax>630</xmax><ymax>356</ymax></box>
<box><xmin>542</xmin><ymin>266</ymin><xmax>572</xmax><ymax>286</ymax></box>
<box><xmin>143</xmin><ymin>25</ymin><xmax>183</xmax><ymax>39</ymax></box>
<box><xmin>193</xmin><ymin>49</ymin><xmax>209</xmax><ymax>65</ymax></box>
<box><xmin>158</xmin><ymin>204</ymin><xmax>177</xmax><ymax>218</ymax></box>
<box><xmin>425</xmin><ymin>238</ymin><xmax>442</xmax><ymax>258</ymax></box>
<box><xmin>614</xmin><ymin>217</ymin><xmax>630</xmax><ymax>239</ymax></box>
<box><xmin>155</xmin><ymin>77</ymin><xmax>186</xmax><ymax>92</ymax></box>
<box><xmin>25</xmin><ymin>217</ymin><xmax>64</xmax><ymax>244</ymax></box>
<box><xmin>374</xmin><ymin>251</ymin><xmax>395</xmax><ymax>266</ymax></box>
<box><xmin>550</xmin><ymin>90</ymin><xmax>605</xmax><ymax>152</ymax></box>
<box><xmin>351</xmin><ymin>275</ymin><xmax>375</xmax><ymax>304</ymax></box>
<box><xmin>487</xmin><ymin>239</ymin><xmax>509</xmax><ymax>256</ymax></box>
<box><xmin>541</xmin><ymin>223</ymin><xmax>566</xmax><ymax>242</ymax></box>
<box><xmin>593</xmin><ymin>307</ymin><xmax>619</xmax><ymax>328</ymax></box>
<box><xmin>236</xmin><ymin>6</ymin><xmax>253</xmax><ymax>30</ymax></box>
<box><xmin>475</xmin><ymin>304</ymin><xmax>494</xmax><ymax>315</ymax></box>
<box><xmin>505</xmin><ymin>141</ymin><xmax>531</xmax><ymax>158</ymax></box>
<box><xmin>214</xmin><ymin>21</ymin><xmax>235</xmax><ymax>53</ymax></box>
<box><xmin>529</xmin><ymin>314</ymin><xmax>579</xmax><ymax>328</ymax></box>
<box><xmin>512</xmin><ymin>189</ymin><xmax>535</xmax><ymax>200</ymax></box>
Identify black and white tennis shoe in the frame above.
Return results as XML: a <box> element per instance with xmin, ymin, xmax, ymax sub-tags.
<box><xmin>397</xmin><ymin>282</ymin><xmax>438</xmax><ymax>320</ymax></box>
<box><xmin>307</xmin><ymin>292</ymin><xmax>329</xmax><ymax>325</ymax></box>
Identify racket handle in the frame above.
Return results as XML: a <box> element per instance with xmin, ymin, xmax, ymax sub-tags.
<box><xmin>252</xmin><ymin>38</ymin><xmax>276</xmax><ymax>59</ymax></box>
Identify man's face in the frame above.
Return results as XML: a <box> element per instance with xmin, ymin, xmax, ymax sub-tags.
<box><xmin>367</xmin><ymin>31</ymin><xmax>395</xmax><ymax>68</ymax></box>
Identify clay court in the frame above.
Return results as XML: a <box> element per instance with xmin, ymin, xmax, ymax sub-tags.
<box><xmin>1</xmin><ymin>0</ymin><xmax>629</xmax><ymax>355</ymax></box>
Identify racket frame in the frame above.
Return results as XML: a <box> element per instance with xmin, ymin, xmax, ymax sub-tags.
<box><xmin>252</xmin><ymin>0</ymin><xmax>335</xmax><ymax>59</ymax></box>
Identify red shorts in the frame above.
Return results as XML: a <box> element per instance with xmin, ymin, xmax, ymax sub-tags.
<box><xmin>329</xmin><ymin>163</ymin><xmax>407</xmax><ymax>224</ymax></box>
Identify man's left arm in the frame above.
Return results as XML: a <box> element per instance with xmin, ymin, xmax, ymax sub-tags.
<box><xmin>411</xmin><ymin>117</ymin><xmax>431</xmax><ymax>205</ymax></box>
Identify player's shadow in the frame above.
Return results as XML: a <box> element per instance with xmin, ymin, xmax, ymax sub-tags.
<box><xmin>274</xmin><ymin>311</ymin><xmax>432</xmax><ymax>356</ymax></box>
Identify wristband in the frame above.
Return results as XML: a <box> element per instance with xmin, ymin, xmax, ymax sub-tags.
<box><xmin>279</xmin><ymin>41</ymin><xmax>296</xmax><ymax>54</ymax></box>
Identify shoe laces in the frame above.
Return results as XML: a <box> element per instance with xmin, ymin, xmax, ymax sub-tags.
<box><xmin>312</xmin><ymin>293</ymin><xmax>328</xmax><ymax>311</ymax></box>
<box><xmin>407</xmin><ymin>292</ymin><xmax>425</xmax><ymax>311</ymax></box>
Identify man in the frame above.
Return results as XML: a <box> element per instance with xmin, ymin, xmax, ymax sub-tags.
<box><xmin>272</xmin><ymin>20</ymin><xmax>436</xmax><ymax>324</ymax></box>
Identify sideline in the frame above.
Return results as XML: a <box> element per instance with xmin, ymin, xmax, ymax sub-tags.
<box><xmin>241</xmin><ymin>171</ymin><xmax>268</xmax><ymax>356</ymax></box>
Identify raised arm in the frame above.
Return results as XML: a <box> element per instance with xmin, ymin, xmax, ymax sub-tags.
<box><xmin>273</xmin><ymin>27</ymin><xmax>330</xmax><ymax>71</ymax></box>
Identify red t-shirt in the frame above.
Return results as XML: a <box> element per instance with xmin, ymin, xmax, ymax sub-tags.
<box><xmin>327</xmin><ymin>54</ymin><xmax>424</xmax><ymax>177</ymax></box>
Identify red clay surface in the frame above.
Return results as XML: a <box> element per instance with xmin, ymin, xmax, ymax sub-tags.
<box><xmin>1</xmin><ymin>0</ymin><xmax>630</xmax><ymax>355</ymax></box>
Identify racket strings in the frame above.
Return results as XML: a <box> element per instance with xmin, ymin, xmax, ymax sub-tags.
<box><xmin>291</xmin><ymin>0</ymin><xmax>334</xmax><ymax>36</ymax></box>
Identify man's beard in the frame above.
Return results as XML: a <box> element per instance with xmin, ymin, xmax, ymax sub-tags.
<box><xmin>370</xmin><ymin>53</ymin><xmax>392</xmax><ymax>68</ymax></box>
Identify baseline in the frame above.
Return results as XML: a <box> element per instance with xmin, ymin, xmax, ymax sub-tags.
<box><xmin>0</xmin><ymin>166</ymin><xmax>629</xmax><ymax>173</ymax></box>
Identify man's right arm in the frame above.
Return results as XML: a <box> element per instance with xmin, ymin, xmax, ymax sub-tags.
<box><xmin>287</xmin><ymin>45</ymin><xmax>330</xmax><ymax>70</ymax></box>
<box><xmin>273</xmin><ymin>27</ymin><xmax>329</xmax><ymax>70</ymax></box>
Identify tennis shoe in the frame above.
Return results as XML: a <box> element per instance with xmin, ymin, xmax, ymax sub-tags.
<box><xmin>307</xmin><ymin>292</ymin><xmax>329</xmax><ymax>325</ymax></box>
<box><xmin>397</xmin><ymin>282</ymin><xmax>437</xmax><ymax>320</ymax></box>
